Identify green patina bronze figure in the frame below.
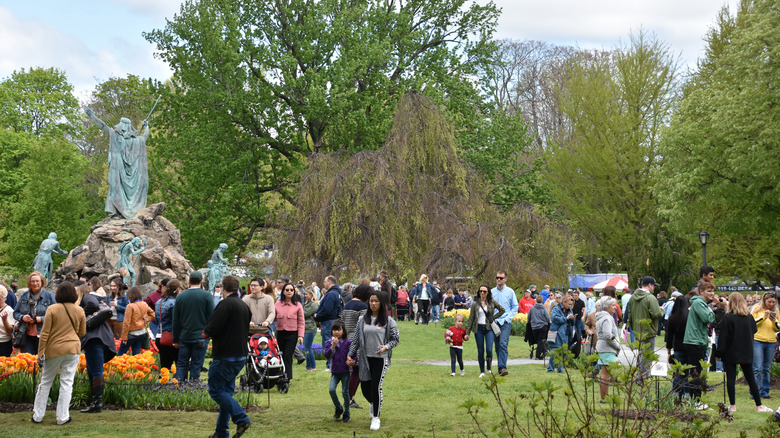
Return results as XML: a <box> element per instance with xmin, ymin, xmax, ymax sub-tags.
<box><xmin>85</xmin><ymin>107</ymin><xmax>149</xmax><ymax>219</ymax></box>
<box><xmin>207</xmin><ymin>243</ymin><xmax>228</xmax><ymax>293</ymax></box>
<box><xmin>117</xmin><ymin>236</ymin><xmax>147</xmax><ymax>286</ymax></box>
<box><xmin>31</xmin><ymin>232</ymin><xmax>68</xmax><ymax>281</ymax></box>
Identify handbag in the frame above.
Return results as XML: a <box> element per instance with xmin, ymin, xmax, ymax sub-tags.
<box><xmin>12</xmin><ymin>325</ymin><xmax>25</xmax><ymax>348</ymax></box>
<box><xmin>480</xmin><ymin>303</ymin><xmax>501</xmax><ymax>337</ymax></box>
<box><xmin>546</xmin><ymin>330</ymin><xmax>558</xmax><ymax>344</ymax></box>
<box><xmin>86</xmin><ymin>301</ymin><xmax>113</xmax><ymax>330</ymax></box>
<box><xmin>582</xmin><ymin>335</ymin><xmax>594</xmax><ymax>355</ymax></box>
<box><xmin>160</xmin><ymin>331</ymin><xmax>174</xmax><ymax>347</ymax></box>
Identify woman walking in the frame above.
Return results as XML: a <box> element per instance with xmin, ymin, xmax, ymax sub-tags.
<box><xmin>347</xmin><ymin>290</ymin><xmax>400</xmax><ymax>431</ymax></box>
<box><xmin>715</xmin><ymin>292</ymin><xmax>772</xmax><ymax>412</ymax></box>
<box><xmin>465</xmin><ymin>285</ymin><xmax>506</xmax><ymax>377</ymax></box>
<box><xmin>32</xmin><ymin>282</ymin><xmax>86</xmax><ymax>425</ymax></box>
<box><xmin>547</xmin><ymin>294</ymin><xmax>575</xmax><ymax>373</ymax></box>
<box><xmin>274</xmin><ymin>282</ymin><xmax>304</xmax><ymax>381</ymax></box>
<box><xmin>595</xmin><ymin>296</ymin><xmax>621</xmax><ymax>402</ymax></box>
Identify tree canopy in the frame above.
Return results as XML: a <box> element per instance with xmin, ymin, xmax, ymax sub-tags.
<box><xmin>657</xmin><ymin>0</ymin><xmax>780</xmax><ymax>285</ymax></box>
<box><xmin>281</xmin><ymin>92</ymin><xmax>571</xmax><ymax>285</ymax></box>
<box><xmin>144</xmin><ymin>0</ymin><xmax>502</xmax><ymax>263</ymax></box>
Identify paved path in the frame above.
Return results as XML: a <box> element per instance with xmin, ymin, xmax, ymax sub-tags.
<box><xmin>422</xmin><ymin>344</ymin><xmax>670</xmax><ymax>367</ymax></box>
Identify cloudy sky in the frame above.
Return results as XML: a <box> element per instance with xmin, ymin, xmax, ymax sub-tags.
<box><xmin>0</xmin><ymin>0</ymin><xmax>738</xmax><ymax>99</ymax></box>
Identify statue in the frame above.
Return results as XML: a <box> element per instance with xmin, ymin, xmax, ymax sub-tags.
<box><xmin>117</xmin><ymin>236</ymin><xmax>147</xmax><ymax>286</ymax></box>
<box><xmin>31</xmin><ymin>232</ymin><xmax>68</xmax><ymax>281</ymax></box>
<box><xmin>207</xmin><ymin>243</ymin><xmax>229</xmax><ymax>294</ymax></box>
<box><xmin>85</xmin><ymin>106</ymin><xmax>154</xmax><ymax>219</ymax></box>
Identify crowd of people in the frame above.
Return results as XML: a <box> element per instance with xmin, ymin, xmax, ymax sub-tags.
<box><xmin>1</xmin><ymin>264</ymin><xmax>779</xmax><ymax>432</ymax></box>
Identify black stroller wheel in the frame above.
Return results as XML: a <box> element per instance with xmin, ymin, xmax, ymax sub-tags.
<box><xmin>279</xmin><ymin>382</ymin><xmax>289</xmax><ymax>394</ymax></box>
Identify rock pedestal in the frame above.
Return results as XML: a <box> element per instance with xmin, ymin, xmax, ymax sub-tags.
<box><xmin>53</xmin><ymin>202</ymin><xmax>195</xmax><ymax>291</ymax></box>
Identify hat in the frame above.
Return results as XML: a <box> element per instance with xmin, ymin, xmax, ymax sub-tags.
<box><xmin>529</xmin><ymin>284</ymin><xmax>536</xmax><ymax>290</ymax></box>
<box><xmin>671</xmin><ymin>291</ymin><xmax>682</xmax><ymax>298</ymax></box>
<box><xmin>11</xmin><ymin>278</ymin><xmax>17</xmax><ymax>283</ymax></box>
<box><xmin>258</xmin><ymin>337</ymin><xmax>268</xmax><ymax>344</ymax></box>
<box><xmin>641</xmin><ymin>276</ymin><xmax>660</xmax><ymax>287</ymax></box>
<box><xmin>189</xmin><ymin>270</ymin><xmax>203</xmax><ymax>282</ymax></box>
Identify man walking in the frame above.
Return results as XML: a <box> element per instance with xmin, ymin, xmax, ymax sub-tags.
<box><xmin>627</xmin><ymin>276</ymin><xmax>663</xmax><ymax>385</ymax></box>
<box><xmin>173</xmin><ymin>271</ymin><xmax>214</xmax><ymax>382</ymax></box>
<box><xmin>492</xmin><ymin>271</ymin><xmax>518</xmax><ymax>376</ymax></box>
<box><xmin>204</xmin><ymin>275</ymin><xmax>252</xmax><ymax>438</ymax></box>
<box><xmin>314</xmin><ymin>275</ymin><xmax>342</xmax><ymax>370</ymax></box>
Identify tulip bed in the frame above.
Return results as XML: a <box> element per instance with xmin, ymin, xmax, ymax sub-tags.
<box><xmin>0</xmin><ymin>350</ymin><xmax>262</xmax><ymax>410</ymax></box>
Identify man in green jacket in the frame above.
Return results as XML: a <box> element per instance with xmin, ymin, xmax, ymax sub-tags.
<box><xmin>628</xmin><ymin>276</ymin><xmax>664</xmax><ymax>385</ymax></box>
<box><xmin>683</xmin><ymin>281</ymin><xmax>716</xmax><ymax>408</ymax></box>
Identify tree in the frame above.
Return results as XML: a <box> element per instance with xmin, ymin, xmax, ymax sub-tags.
<box><xmin>280</xmin><ymin>92</ymin><xmax>571</xmax><ymax>286</ymax></box>
<box><xmin>0</xmin><ymin>67</ymin><xmax>81</xmax><ymax>137</ymax></box>
<box><xmin>144</xmin><ymin>0</ymin><xmax>501</xmax><ymax>263</ymax></box>
<box><xmin>545</xmin><ymin>31</ymin><xmax>691</xmax><ymax>285</ymax></box>
<box><xmin>656</xmin><ymin>0</ymin><xmax>780</xmax><ymax>284</ymax></box>
<box><xmin>0</xmin><ymin>138</ymin><xmax>102</xmax><ymax>271</ymax></box>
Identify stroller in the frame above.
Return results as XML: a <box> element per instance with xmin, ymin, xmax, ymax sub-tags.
<box><xmin>240</xmin><ymin>333</ymin><xmax>290</xmax><ymax>394</ymax></box>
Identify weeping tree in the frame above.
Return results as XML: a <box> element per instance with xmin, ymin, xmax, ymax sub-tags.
<box><xmin>279</xmin><ymin>92</ymin><xmax>571</xmax><ymax>286</ymax></box>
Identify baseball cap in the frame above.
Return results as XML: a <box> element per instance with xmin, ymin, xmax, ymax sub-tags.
<box><xmin>189</xmin><ymin>270</ymin><xmax>203</xmax><ymax>282</ymax></box>
<box><xmin>258</xmin><ymin>337</ymin><xmax>268</xmax><ymax>344</ymax></box>
<box><xmin>671</xmin><ymin>291</ymin><xmax>682</xmax><ymax>298</ymax></box>
<box><xmin>641</xmin><ymin>276</ymin><xmax>660</xmax><ymax>287</ymax></box>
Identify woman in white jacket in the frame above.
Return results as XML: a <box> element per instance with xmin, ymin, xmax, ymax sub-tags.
<box><xmin>595</xmin><ymin>296</ymin><xmax>621</xmax><ymax>402</ymax></box>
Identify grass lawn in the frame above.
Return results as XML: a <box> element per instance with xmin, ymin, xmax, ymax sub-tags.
<box><xmin>3</xmin><ymin>321</ymin><xmax>776</xmax><ymax>437</ymax></box>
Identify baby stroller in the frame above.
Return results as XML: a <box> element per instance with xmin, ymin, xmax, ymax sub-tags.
<box><xmin>240</xmin><ymin>333</ymin><xmax>289</xmax><ymax>393</ymax></box>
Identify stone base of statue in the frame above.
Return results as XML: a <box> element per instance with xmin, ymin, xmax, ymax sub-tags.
<box><xmin>52</xmin><ymin>202</ymin><xmax>195</xmax><ymax>293</ymax></box>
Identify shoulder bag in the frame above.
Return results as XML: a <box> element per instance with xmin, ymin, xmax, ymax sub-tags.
<box><xmin>480</xmin><ymin>303</ymin><xmax>501</xmax><ymax>337</ymax></box>
<box><xmin>86</xmin><ymin>298</ymin><xmax>113</xmax><ymax>330</ymax></box>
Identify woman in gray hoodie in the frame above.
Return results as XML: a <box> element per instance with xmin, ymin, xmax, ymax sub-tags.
<box><xmin>595</xmin><ymin>296</ymin><xmax>621</xmax><ymax>402</ymax></box>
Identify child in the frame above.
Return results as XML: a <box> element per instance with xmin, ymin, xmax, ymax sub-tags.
<box><xmin>257</xmin><ymin>337</ymin><xmax>281</xmax><ymax>367</ymax></box>
<box><xmin>324</xmin><ymin>320</ymin><xmax>352</xmax><ymax>423</ymax></box>
<box><xmin>446</xmin><ymin>314</ymin><xmax>467</xmax><ymax>376</ymax></box>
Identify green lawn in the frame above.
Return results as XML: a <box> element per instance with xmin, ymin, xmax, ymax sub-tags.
<box><xmin>3</xmin><ymin>321</ymin><xmax>776</xmax><ymax>437</ymax></box>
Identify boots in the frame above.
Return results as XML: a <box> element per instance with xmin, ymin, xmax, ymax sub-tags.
<box><xmin>80</xmin><ymin>376</ymin><xmax>104</xmax><ymax>413</ymax></box>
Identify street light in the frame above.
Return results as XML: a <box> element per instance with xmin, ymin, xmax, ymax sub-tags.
<box><xmin>698</xmin><ymin>230</ymin><xmax>709</xmax><ymax>267</ymax></box>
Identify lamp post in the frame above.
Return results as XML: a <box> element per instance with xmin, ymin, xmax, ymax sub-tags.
<box><xmin>698</xmin><ymin>230</ymin><xmax>709</xmax><ymax>267</ymax></box>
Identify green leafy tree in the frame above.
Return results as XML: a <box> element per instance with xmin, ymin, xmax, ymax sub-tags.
<box><xmin>0</xmin><ymin>67</ymin><xmax>81</xmax><ymax>137</ymax></box>
<box><xmin>0</xmin><ymin>139</ymin><xmax>102</xmax><ymax>271</ymax></box>
<box><xmin>545</xmin><ymin>31</ymin><xmax>691</xmax><ymax>284</ymax></box>
<box><xmin>656</xmin><ymin>0</ymin><xmax>780</xmax><ymax>284</ymax></box>
<box><xmin>143</xmin><ymin>0</ymin><xmax>501</xmax><ymax>263</ymax></box>
<box><xmin>281</xmin><ymin>92</ymin><xmax>571</xmax><ymax>285</ymax></box>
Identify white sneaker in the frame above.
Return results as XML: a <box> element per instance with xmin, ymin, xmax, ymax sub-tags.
<box><xmin>479</xmin><ymin>373</ymin><xmax>485</xmax><ymax>378</ymax></box>
<box><xmin>450</xmin><ymin>372</ymin><xmax>455</xmax><ymax>377</ymax></box>
<box><xmin>460</xmin><ymin>369</ymin><xmax>465</xmax><ymax>376</ymax></box>
<box><xmin>370</xmin><ymin>417</ymin><xmax>381</xmax><ymax>430</ymax></box>
<box><xmin>695</xmin><ymin>402</ymin><xmax>711</xmax><ymax>411</ymax></box>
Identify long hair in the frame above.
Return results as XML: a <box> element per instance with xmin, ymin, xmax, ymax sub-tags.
<box><xmin>162</xmin><ymin>279</ymin><xmax>181</xmax><ymax>300</ymax></box>
<box><xmin>756</xmin><ymin>292</ymin><xmax>779</xmax><ymax>312</ymax></box>
<box><xmin>363</xmin><ymin>291</ymin><xmax>388</xmax><ymax>327</ymax></box>
<box><xmin>728</xmin><ymin>292</ymin><xmax>749</xmax><ymax>316</ymax></box>
<box><xmin>667</xmin><ymin>296</ymin><xmax>689</xmax><ymax>334</ymax></box>
<box><xmin>476</xmin><ymin>284</ymin><xmax>493</xmax><ymax>302</ymax></box>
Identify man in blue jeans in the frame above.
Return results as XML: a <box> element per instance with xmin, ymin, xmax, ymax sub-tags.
<box><xmin>173</xmin><ymin>270</ymin><xmax>214</xmax><ymax>382</ymax></box>
<box><xmin>492</xmin><ymin>270</ymin><xmax>518</xmax><ymax>376</ymax></box>
<box><xmin>204</xmin><ymin>275</ymin><xmax>252</xmax><ymax>438</ymax></box>
<box><xmin>314</xmin><ymin>275</ymin><xmax>342</xmax><ymax>370</ymax></box>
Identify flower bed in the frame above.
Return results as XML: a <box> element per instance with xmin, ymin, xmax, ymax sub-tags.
<box><xmin>440</xmin><ymin>310</ymin><xmax>528</xmax><ymax>336</ymax></box>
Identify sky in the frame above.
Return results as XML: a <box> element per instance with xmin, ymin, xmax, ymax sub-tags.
<box><xmin>0</xmin><ymin>0</ymin><xmax>739</xmax><ymax>99</ymax></box>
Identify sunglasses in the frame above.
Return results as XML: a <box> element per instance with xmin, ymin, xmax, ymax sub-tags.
<box><xmin>496</xmin><ymin>276</ymin><xmax>505</xmax><ymax>280</ymax></box>
<box><xmin>284</xmin><ymin>288</ymin><xmax>295</xmax><ymax>291</ymax></box>
<box><xmin>480</xmin><ymin>289</ymin><xmax>489</xmax><ymax>293</ymax></box>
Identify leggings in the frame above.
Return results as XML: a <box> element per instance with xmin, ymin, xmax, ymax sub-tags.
<box><xmin>360</xmin><ymin>357</ymin><xmax>388</xmax><ymax>418</ymax></box>
<box><xmin>450</xmin><ymin>347</ymin><xmax>464</xmax><ymax>373</ymax></box>
<box><xmin>724</xmin><ymin>362</ymin><xmax>762</xmax><ymax>406</ymax></box>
